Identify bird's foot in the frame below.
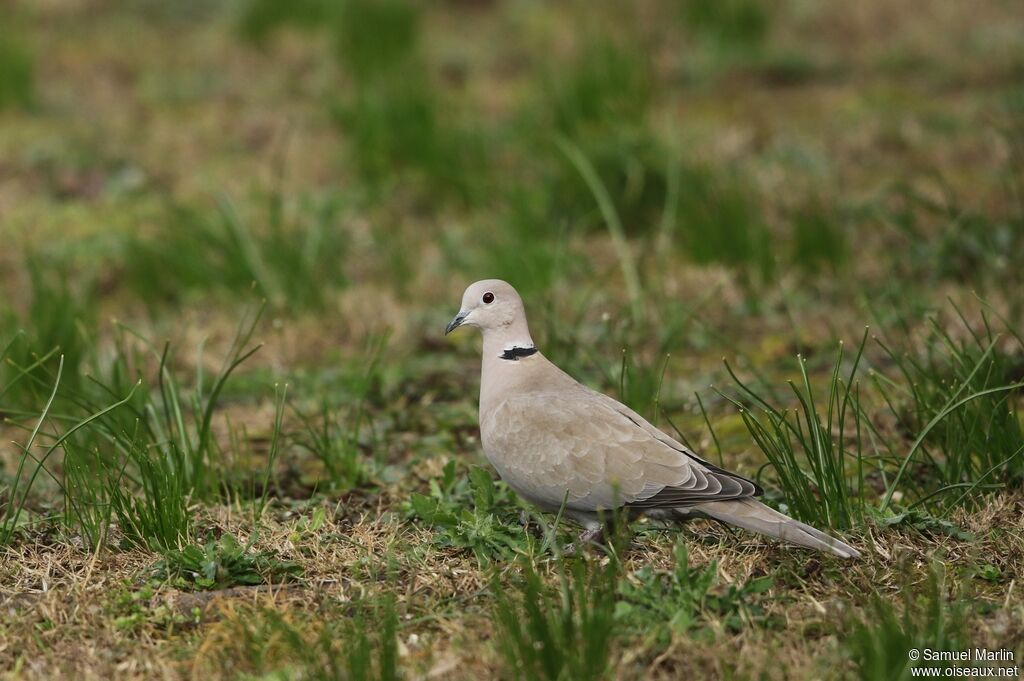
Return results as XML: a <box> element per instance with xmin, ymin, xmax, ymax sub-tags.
<box><xmin>561</xmin><ymin>527</ymin><xmax>606</xmax><ymax>556</ymax></box>
<box><xmin>579</xmin><ymin>526</ymin><xmax>605</xmax><ymax>544</ymax></box>
<box><xmin>518</xmin><ymin>510</ymin><xmax>546</xmax><ymax>539</ymax></box>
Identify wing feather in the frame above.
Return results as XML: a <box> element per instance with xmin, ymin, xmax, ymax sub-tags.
<box><xmin>481</xmin><ymin>388</ymin><xmax>760</xmax><ymax>513</ymax></box>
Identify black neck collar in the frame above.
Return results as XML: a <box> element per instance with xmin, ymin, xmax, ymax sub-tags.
<box><xmin>500</xmin><ymin>345</ymin><xmax>539</xmax><ymax>361</ymax></box>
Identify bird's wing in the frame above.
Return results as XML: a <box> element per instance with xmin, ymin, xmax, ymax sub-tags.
<box><xmin>482</xmin><ymin>387</ymin><xmax>760</xmax><ymax>512</ymax></box>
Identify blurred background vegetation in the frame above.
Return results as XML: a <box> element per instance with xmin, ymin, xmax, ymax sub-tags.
<box><xmin>2</xmin><ymin>0</ymin><xmax>1021</xmax><ymax>322</ymax></box>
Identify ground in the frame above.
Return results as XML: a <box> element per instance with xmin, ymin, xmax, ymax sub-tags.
<box><xmin>0</xmin><ymin>1</ymin><xmax>1022</xmax><ymax>679</ymax></box>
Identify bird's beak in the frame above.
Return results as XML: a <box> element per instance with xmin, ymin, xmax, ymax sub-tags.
<box><xmin>445</xmin><ymin>310</ymin><xmax>468</xmax><ymax>335</ymax></box>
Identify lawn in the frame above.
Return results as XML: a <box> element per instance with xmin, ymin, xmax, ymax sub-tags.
<box><xmin>1</xmin><ymin>1</ymin><xmax>1023</xmax><ymax>679</ymax></box>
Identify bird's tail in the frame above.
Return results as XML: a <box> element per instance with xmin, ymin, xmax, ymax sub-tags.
<box><xmin>689</xmin><ymin>498</ymin><xmax>861</xmax><ymax>559</ymax></box>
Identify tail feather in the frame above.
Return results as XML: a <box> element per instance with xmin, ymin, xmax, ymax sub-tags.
<box><xmin>690</xmin><ymin>499</ymin><xmax>861</xmax><ymax>559</ymax></box>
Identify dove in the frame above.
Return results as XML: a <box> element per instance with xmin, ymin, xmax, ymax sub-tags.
<box><xmin>445</xmin><ymin>279</ymin><xmax>860</xmax><ymax>558</ymax></box>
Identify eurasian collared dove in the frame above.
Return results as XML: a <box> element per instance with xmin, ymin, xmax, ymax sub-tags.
<box><xmin>445</xmin><ymin>279</ymin><xmax>860</xmax><ymax>558</ymax></box>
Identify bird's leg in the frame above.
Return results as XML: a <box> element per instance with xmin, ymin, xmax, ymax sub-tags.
<box><xmin>562</xmin><ymin>525</ymin><xmax>607</xmax><ymax>555</ymax></box>
<box><xmin>579</xmin><ymin>526</ymin><xmax>606</xmax><ymax>545</ymax></box>
<box><xmin>518</xmin><ymin>510</ymin><xmax>545</xmax><ymax>538</ymax></box>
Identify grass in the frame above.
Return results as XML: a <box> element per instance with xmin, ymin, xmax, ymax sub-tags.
<box><xmin>545</xmin><ymin>36</ymin><xmax>651</xmax><ymax>136</ymax></box>
<box><xmin>236</xmin><ymin>0</ymin><xmax>464</xmax><ymax>209</ymax></box>
<box><xmin>789</xmin><ymin>200</ymin><xmax>849</xmax><ymax>275</ymax></box>
<box><xmin>886</xmin><ymin>169</ymin><xmax>1024</xmax><ymax>292</ymax></box>
<box><xmin>236</xmin><ymin>0</ymin><xmax>330</xmax><ymax>45</ymax></box>
<box><xmin>538</xmin><ymin>37</ymin><xmax>663</xmax><ymax>242</ymax></box>
<box><xmin>2</xmin><ymin>1</ymin><xmax>1024</xmax><ymax>679</ymax></box>
<box><xmin>843</xmin><ymin>566</ymin><xmax>969</xmax><ymax>681</ymax></box>
<box><xmin>333</xmin><ymin>79</ymin><xmax>480</xmax><ymax>203</ymax></box>
<box><xmin>288</xmin><ymin>333</ymin><xmax>387</xmax><ymax>493</ymax></box>
<box><xmin>88</xmin><ymin>311</ymin><xmax>265</xmax><ymax>550</ymax></box>
<box><xmin>672</xmin><ymin>164</ymin><xmax>776</xmax><ymax>283</ymax></box>
<box><xmin>0</xmin><ymin>357</ymin><xmax>138</xmax><ymax>547</ymax></box>
<box><xmin>494</xmin><ymin>550</ymin><xmax>621</xmax><ymax>681</ymax></box>
<box><xmin>679</xmin><ymin>0</ymin><xmax>770</xmax><ymax>54</ymax></box>
<box><xmin>451</xmin><ymin>186</ymin><xmax>581</xmax><ymax>303</ymax></box>
<box><xmin>556</xmin><ymin>135</ymin><xmax>644</xmax><ymax>318</ymax></box>
<box><xmin>2</xmin><ymin>306</ymin><xmax>268</xmax><ymax>552</ymax></box>
<box><xmin>874</xmin><ymin>306</ymin><xmax>1024</xmax><ymax>508</ymax></box>
<box><xmin>717</xmin><ymin>302</ymin><xmax>1024</xmax><ymax>531</ymax></box>
<box><xmin>199</xmin><ymin>598</ymin><xmax>400</xmax><ymax>680</ymax></box>
<box><xmin>325</xmin><ymin>0</ymin><xmax>481</xmax><ymax>203</ymax></box>
<box><xmin>720</xmin><ymin>332</ymin><xmax>871</xmax><ymax>530</ymax></box>
<box><xmin>330</xmin><ymin>0</ymin><xmax>420</xmax><ymax>83</ymax></box>
<box><xmin>123</xmin><ymin>196</ymin><xmax>349</xmax><ymax>310</ymax></box>
<box><xmin>1</xmin><ymin>255</ymin><xmax>95</xmax><ymax>405</ymax></box>
<box><xmin>0</xmin><ymin>28</ymin><xmax>33</xmax><ymax>110</ymax></box>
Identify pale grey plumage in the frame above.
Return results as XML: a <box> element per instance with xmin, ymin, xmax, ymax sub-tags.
<box><xmin>447</xmin><ymin>279</ymin><xmax>860</xmax><ymax>558</ymax></box>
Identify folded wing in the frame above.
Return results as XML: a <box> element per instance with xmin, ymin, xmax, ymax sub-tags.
<box><xmin>482</xmin><ymin>388</ymin><xmax>760</xmax><ymax>512</ymax></box>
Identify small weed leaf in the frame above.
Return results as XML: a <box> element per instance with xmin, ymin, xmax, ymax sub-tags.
<box><xmin>407</xmin><ymin>462</ymin><xmax>523</xmax><ymax>565</ymax></box>
<box><xmin>105</xmin><ymin>582</ymin><xmax>200</xmax><ymax>633</ymax></box>
<box><xmin>409</xmin><ymin>493</ymin><xmax>457</xmax><ymax>527</ymax></box>
<box><xmin>469</xmin><ymin>465</ymin><xmax>496</xmax><ymax>509</ymax></box>
<box><xmin>874</xmin><ymin>508</ymin><xmax>974</xmax><ymax>542</ymax></box>
<box><xmin>152</xmin><ymin>533</ymin><xmax>302</xmax><ymax>591</ymax></box>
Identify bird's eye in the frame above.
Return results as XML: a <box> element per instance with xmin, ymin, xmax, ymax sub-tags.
<box><xmin>482</xmin><ymin>292</ymin><xmax>494</xmax><ymax>304</ymax></box>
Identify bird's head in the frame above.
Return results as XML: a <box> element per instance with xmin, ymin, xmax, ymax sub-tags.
<box><xmin>445</xmin><ymin>279</ymin><xmax>528</xmax><ymax>338</ymax></box>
